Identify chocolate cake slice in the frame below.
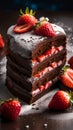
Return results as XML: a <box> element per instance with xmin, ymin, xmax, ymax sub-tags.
<box><xmin>6</xmin><ymin>24</ymin><xmax>67</xmax><ymax>104</ymax></box>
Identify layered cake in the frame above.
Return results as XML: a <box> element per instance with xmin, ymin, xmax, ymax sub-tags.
<box><xmin>6</xmin><ymin>10</ymin><xmax>67</xmax><ymax>104</ymax></box>
<box><xmin>0</xmin><ymin>34</ymin><xmax>7</xmax><ymax>75</ymax></box>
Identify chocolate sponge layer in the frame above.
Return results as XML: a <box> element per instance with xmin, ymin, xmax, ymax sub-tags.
<box><xmin>7</xmin><ymin>48</ymin><xmax>66</xmax><ymax>77</ymax></box>
<box><xmin>6</xmin><ymin>58</ymin><xmax>66</xmax><ymax>92</ymax></box>
<box><xmin>6</xmin><ymin>76</ymin><xmax>58</xmax><ymax>104</ymax></box>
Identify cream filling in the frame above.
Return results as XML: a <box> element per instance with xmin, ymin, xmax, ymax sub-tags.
<box><xmin>32</xmin><ymin>77</ymin><xmax>58</xmax><ymax>96</ymax></box>
<box><xmin>34</xmin><ymin>60</ymin><xmax>62</xmax><ymax>78</ymax></box>
<box><xmin>32</xmin><ymin>45</ymin><xmax>64</xmax><ymax>66</ymax></box>
<box><xmin>31</xmin><ymin>60</ymin><xmax>62</xmax><ymax>96</ymax></box>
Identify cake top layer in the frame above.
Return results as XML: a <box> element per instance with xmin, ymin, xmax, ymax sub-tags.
<box><xmin>7</xmin><ymin>24</ymin><xmax>66</xmax><ymax>59</ymax></box>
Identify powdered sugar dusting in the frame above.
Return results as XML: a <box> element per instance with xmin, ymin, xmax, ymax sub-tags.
<box><xmin>55</xmin><ymin>22</ymin><xmax>73</xmax><ymax>61</ymax></box>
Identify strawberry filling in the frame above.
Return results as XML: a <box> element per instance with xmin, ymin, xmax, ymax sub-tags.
<box><xmin>32</xmin><ymin>60</ymin><xmax>62</xmax><ymax>96</ymax></box>
<box><xmin>32</xmin><ymin>77</ymin><xmax>58</xmax><ymax>96</ymax></box>
<box><xmin>34</xmin><ymin>60</ymin><xmax>62</xmax><ymax>78</ymax></box>
<box><xmin>32</xmin><ymin>46</ymin><xmax>63</xmax><ymax>66</ymax></box>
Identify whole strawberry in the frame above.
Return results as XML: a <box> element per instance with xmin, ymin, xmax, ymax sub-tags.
<box><xmin>68</xmin><ymin>56</ymin><xmax>73</xmax><ymax>69</ymax></box>
<box><xmin>0</xmin><ymin>99</ymin><xmax>21</xmax><ymax>121</ymax></box>
<box><xmin>34</xmin><ymin>17</ymin><xmax>56</xmax><ymax>37</ymax></box>
<box><xmin>48</xmin><ymin>90</ymin><xmax>73</xmax><ymax>111</ymax></box>
<box><xmin>17</xmin><ymin>7</ymin><xmax>37</xmax><ymax>26</ymax></box>
<box><xmin>0</xmin><ymin>34</ymin><xmax>4</xmax><ymax>48</ymax></box>
<box><xmin>14</xmin><ymin>7</ymin><xmax>37</xmax><ymax>33</ymax></box>
<box><xmin>60</xmin><ymin>66</ymin><xmax>73</xmax><ymax>89</ymax></box>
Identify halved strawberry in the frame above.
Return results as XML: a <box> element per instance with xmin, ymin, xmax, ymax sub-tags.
<box><xmin>14</xmin><ymin>7</ymin><xmax>37</xmax><ymax>33</ymax></box>
<box><xmin>39</xmin><ymin>85</ymin><xmax>45</xmax><ymax>91</ymax></box>
<box><xmin>0</xmin><ymin>34</ymin><xmax>4</xmax><ymax>48</ymax></box>
<box><xmin>14</xmin><ymin>24</ymin><xmax>32</xmax><ymax>33</ymax></box>
<box><xmin>66</xmin><ymin>68</ymin><xmax>73</xmax><ymax>80</ymax></box>
<box><xmin>34</xmin><ymin>19</ymin><xmax>56</xmax><ymax>37</ymax></box>
<box><xmin>68</xmin><ymin>56</ymin><xmax>73</xmax><ymax>69</ymax></box>
<box><xmin>60</xmin><ymin>66</ymin><xmax>73</xmax><ymax>89</ymax></box>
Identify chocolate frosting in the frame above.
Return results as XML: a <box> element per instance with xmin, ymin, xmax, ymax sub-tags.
<box><xmin>7</xmin><ymin>24</ymin><xmax>66</xmax><ymax>58</ymax></box>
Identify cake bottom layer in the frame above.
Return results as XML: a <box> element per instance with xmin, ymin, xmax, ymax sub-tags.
<box><xmin>6</xmin><ymin>76</ymin><xmax>59</xmax><ymax>104</ymax></box>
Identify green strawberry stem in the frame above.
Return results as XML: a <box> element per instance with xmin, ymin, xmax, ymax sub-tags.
<box><xmin>35</xmin><ymin>17</ymin><xmax>49</xmax><ymax>29</ymax></box>
<box><xmin>20</xmin><ymin>7</ymin><xmax>35</xmax><ymax>16</ymax></box>
<box><xmin>68</xmin><ymin>91</ymin><xmax>73</xmax><ymax>106</ymax></box>
<box><xmin>0</xmin><ymin>98</ymin><xmax>19</xmax><ymax>105</ymax></box>
<box><xmin>62</xmin><ymin>65</ymin><xmax>70</xmax><ymax>73</ymax></box>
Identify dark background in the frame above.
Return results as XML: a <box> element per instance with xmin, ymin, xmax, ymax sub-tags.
<box><xmin>0</xmin><ymin>0</ymin><xmax>73</xmax><ymax>11</ymax></box>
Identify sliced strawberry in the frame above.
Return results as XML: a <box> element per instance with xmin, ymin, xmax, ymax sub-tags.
<box><xmin>68</xmin><ymin>56</ymin><xmax>73</xmax><ymax>69</ymax></box>
<box><xmin>45</xmin><ymin>81</ymin><xmax>52</xmax><ymax>89</ymax></box>
<box><xmin>34</xmin><ymin>73</ymin><xmax>40</xmax><ymax>78</ymax></box>
<box><xmin>0</xmin><ymin>34</ymin><xmax>4</xmax><ymax>48</ymax></box>
<box><xmin>50</xmin><ymin>46</ymin><xmax>56</xmax><ymax>55</ymax></box>
<box><xmin>39</xmin><ymin>85</ymin><xmax>45</xmax><ymax>91</ymax></box>
<box><xmin>51</xmin><ymin>62</ymin><xmax>57</xmax><ymax>68</ymax></box>
<box><xmin>32</xmin><ymin>59</ymin><xmax>37</xmax><ymax>66</ymax></box>
<box><xmin>57</xmin><ymin>60</ymin><xmax>62</xmax><ymax>66</ymax></box>
<box><xmin>45</xmin><ymin>46</ymin><xmax>56</xmax><ymax>56</ymax></box>
<box><xmin>37</xmin><ymin>55</ymin><xmax>47</xmax><ymax>62</ymax></box>
<box><xmin>67</xmin><ymin>68</ymin><xmax>73</xmax><ymax>80</ymax></box>
<box><xmin>57</xmin><ymin>46</ymin><xmax>63</xmax><ymax>51</ymax></box>
<box><xmin>42</xmin><ymin>67</ymin><xmax>49</xmax><ymax>75</ymax></box>
<box><xmin>61</xmin><ymin>71</ymin><xmax>73</xmax><ymax>89</ymax></box>
<box><xmin>17</xmin><ymin>8</ymin><xmax>37</xmax><ymax>26</ymax></box>
<box><xmin>45</xmin><ymin>49</ymin><xmax>51</xmax><ymax>56</ymax></box>
<box><xmin>48</xmin><ymin>66</ymin><xmax>53</xmax><ymax>71</ymax></box>
<box><xmin>14</xmin><ymin>24</ymin><xmax>32</xmax><ymax>33</ymax></box>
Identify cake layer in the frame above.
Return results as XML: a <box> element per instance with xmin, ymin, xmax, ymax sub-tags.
<box><xmin>6</xmin><ymin>59</ymin><xmax>66</xmax><ymax>91</ymax></box>
<box><xmin>7</xmin><ymin>24</ymin><xmax>66</xmax><ymax>59</ymax></box>
<box><xmin>7</xmin><ymin>47</ymin><xmax>66</xmax><ymax>77</ymax></box>
<box><xmin>6</xmin><ymin>76</ymin><xmax>58</xmax><ymax>104</ymax></box>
